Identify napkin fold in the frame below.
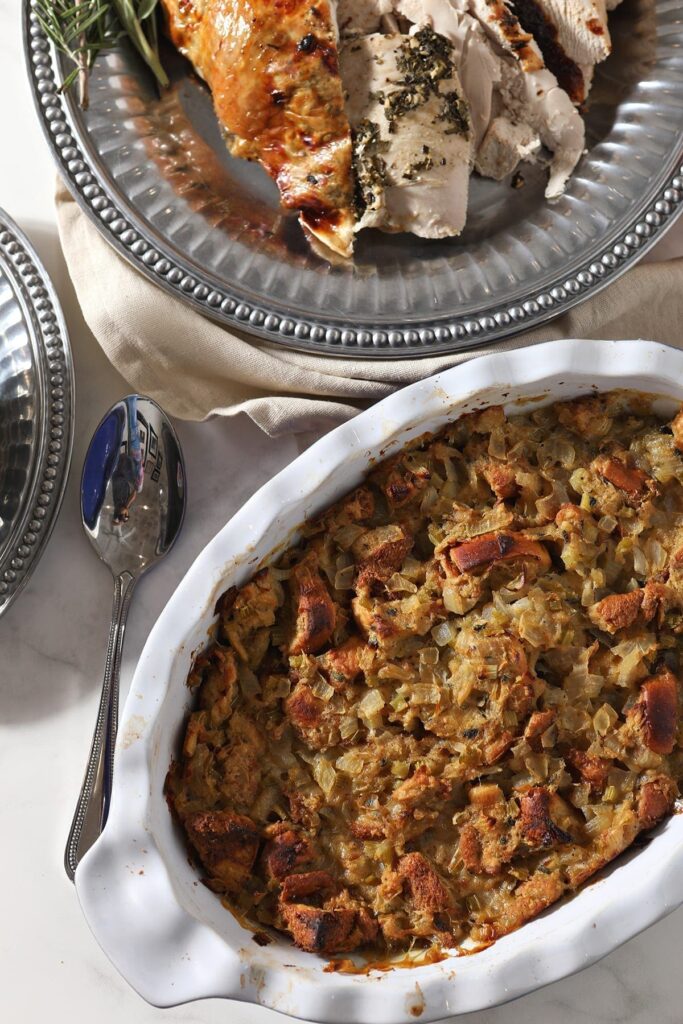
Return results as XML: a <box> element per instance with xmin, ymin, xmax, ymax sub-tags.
<box><xmin>56</xmin><ymin>179</ymin><xmax>683</xmax><ymax>436</ymax></box>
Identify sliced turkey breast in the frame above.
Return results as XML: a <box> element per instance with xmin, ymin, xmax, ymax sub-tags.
<box><xmin>466</xmin><ymin>0</ymin><xmax>585</xmax><ymax>197</ymax></box>
<box><xmin>511</xmin><ymin>0</ymin><xmax>611</xmax><ymax>104</ymax></box>
<box><xmin>340</xmin><ymin>27</ymin><xmax>473</xmax><ymax>237</ymax></box>
<box><xmin>476</xmin><ymin>116</ymin><xmax>540</xmax><ymax>179</ymax></box>
<box><xmin>394</xmin><ymin>0</ymin><xmax>500</xmax><ymax>147</ymax></box>
<box><xmin>336</xmin><ymin>0</ymin><xmax>394</xmax><ymax>37</ymax></box>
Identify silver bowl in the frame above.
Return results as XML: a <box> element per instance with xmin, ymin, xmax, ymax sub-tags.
<box><xmin>0</xmin><ymin>209</ymin><xmax>74</xmax><ymax>617</ymax></box>
<box><xmin>24</xmin><ymin>0</ymin><xmax>683</xmax><ymax>356</ymax></box>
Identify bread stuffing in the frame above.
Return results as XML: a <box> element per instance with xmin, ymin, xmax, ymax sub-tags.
<box><xmin>166</xmin><ymin>390</ymin><xmax>683</xmax><ymax>959</ymax></box>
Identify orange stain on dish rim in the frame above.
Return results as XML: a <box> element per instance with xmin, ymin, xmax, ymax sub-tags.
<box><xmin>406</xmin><ymin>981</ymin><xmax>426</xmax><ymax>1018</ymax></box>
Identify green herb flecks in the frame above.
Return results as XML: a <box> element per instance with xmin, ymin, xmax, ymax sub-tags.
<box><xmin>438</xmin><ymin>89</ymin><xmax>470</xmax><ymax>136</ymax></box>
<box><xmin>384</xmin><ymin>26</ymin><xmax>469</xmax><ymax>139</ymax></box>
<box><xmin>402</xmin><ymin>154</ymin><xmax>434</xmax><ymax>181</ymax></box>
<box><xmin>34</xmin><ymin>0</ymin><xmax>168</xmax><ymax>109</ymax></box>
<box><xmin>352</xmin><ymin>119</ymin><xmax>388</xmax><ymax>216</ymax></box>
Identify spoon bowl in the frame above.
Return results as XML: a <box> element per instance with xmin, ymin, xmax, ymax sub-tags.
<box><xmin>81</xmin><ymin>396</ymin><xmax>185</xmax><ymax>577</ymax></box>
<box><xmin>65</xmin><ymin>395</ymin><xmax>186</xmax><ymax>880</ymax></box>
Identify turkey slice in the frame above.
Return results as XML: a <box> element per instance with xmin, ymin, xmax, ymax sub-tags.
<box><xmin>336</xmin><ymin>0</ymin><xmax>394</xmax><ymax>37</ymax></box>
<box><xmin>394</xmin><ymin>0</ymin><xmax>500</xmax><ymax>147</ymax></box>
<box><xmin>511</xmin><ymin>0</ymin><xmax>611</xmax><ymax>104</ymax></box>
<box><xmin>465</xmin><ymin>0</ymin><xmax>585</xmax><ymax>197</ymax></box>
<box><xmin>340</xmin><ymin>28</ymin><xmax>473</xmax><ymax>237</ymax></box>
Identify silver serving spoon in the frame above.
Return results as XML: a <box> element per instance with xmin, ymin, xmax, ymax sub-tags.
<box><xmin>64</xmin><ymin>396</ymin><xmax>186</xmax><ymax>881</ymax></box>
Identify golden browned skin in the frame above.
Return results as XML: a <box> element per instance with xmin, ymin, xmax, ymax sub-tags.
<box><xmin>161</xmin><ymin>0</ymin><xmax>355</xmax><ymax>256</ymax></box>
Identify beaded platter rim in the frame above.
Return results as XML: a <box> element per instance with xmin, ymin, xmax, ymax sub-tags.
<box><xmin>24</xmin><ymin>0</ymin><xmax>683</xmax><ymax>357</ymax></box>
<box><xmin>0</xmin><ymin>208</ymin><xmax>74</xmax><ymax>618</ymax></box>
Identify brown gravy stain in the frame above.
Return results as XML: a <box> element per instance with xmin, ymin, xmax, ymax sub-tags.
<box><xmin>406</xmin><ymin>981</ymin><xmax>426</xmax><ymax>1017</ymax></box>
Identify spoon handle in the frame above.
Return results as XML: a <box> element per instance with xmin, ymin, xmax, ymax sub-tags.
<box><xmin>64</xmin><ymin>570</ymin><xmax>137</xmax><ymax>881</ymax></box>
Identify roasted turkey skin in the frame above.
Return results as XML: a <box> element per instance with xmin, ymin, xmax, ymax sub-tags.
<box><xmin>161</xmin><ymin>0</ymin><xmax>356</xmax><ymax>256</ymax></box>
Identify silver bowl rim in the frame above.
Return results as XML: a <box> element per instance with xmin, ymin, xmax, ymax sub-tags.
<box><xmin>23</xmin><ymin>0</ymin><xmax>683</xmax><ymax>358</ymax></box>
<box><xmin>0</xmin><ymin>207</ymin><xmax>75</xmax><ymax>618</ymax></box>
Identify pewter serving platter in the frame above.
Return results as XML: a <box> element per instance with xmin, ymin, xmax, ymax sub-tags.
<box><xmin>0</xmin><ymin>209</ymin><xmax>73</xmax><ymax>618</ymax></box>
<box><xmin>25</xmin><ymin>0</ymin><xmax>683</xmax><ymax>357</ymax></box>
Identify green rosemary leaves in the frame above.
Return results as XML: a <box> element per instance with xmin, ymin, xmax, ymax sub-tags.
<box><xmin>34</xmin><ymin>0</ymin><xmax>168</xmax><ymax>108</ymax></box>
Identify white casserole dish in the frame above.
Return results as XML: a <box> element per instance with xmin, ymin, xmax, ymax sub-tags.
<box><xmin>76</xmin><ymin>338</ymin><xmax>683</xmax><ymax>1021</ymax></box>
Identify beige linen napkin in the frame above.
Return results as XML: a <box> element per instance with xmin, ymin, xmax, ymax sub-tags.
<box><xmin>56</xmin><ymin>180</ymin><xmax>683</xmax><ymax>436</ymax></box>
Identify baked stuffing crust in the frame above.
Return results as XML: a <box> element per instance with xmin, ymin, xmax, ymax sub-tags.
<box><xmin>166</xmin><ymin>391</ymin><xmax>683</xmax><ymax>958</ymax></box>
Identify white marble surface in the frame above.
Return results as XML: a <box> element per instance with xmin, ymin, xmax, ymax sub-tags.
<box><xmin>2</xmin><ymin>1</ymin><xmax>683</xmax><ymax>1020</ymax></box>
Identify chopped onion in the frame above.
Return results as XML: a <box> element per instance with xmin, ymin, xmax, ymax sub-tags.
<box><xmin>593</xmin><ymin>703</ymin><xmax>618</xmax><ymax>736</ymax></box>
<box><xmin>334</xmin><ymin>524</ymin><xmax>366</xmax><ymax>550</ymax></box>
<box><xmin>269</xmin><ymin>740</ymin><xmax>297</xmax><ymax>769</ymax></box>
<box><xmin>598</xmin><ymin>514</ymin><xmax>617</xmax><ymax>533</ymax></box>
<box><xmin>647</xmin><ymin>539</ymin><xmax>667</xmax><ymax>573</ymax></box>
<box><xmin>409</xmin><ymin>683</ymin><xmax>440</xmax><ymax>704</ymax></box>
<box><xmin>339</xmin><ymin>714</ymin><xmax>359</xmax><ymax>740</ymax></box>
<box><xmin>371</xmin><ymin>839</ymin><xmax>395</xmax><ymax>865</ymax></box>
<box><xmin>335</xmin><ymin>552</ymin><xmax>353</xmax><ymax>575</ymax></box>
<box><xmin>378</xmin><ymin>663</ymin><xmax>414</xmax><ymax>681</ymax></box>
<box><xmin>359</xmin><ymin>689</ymin><xmax>385</xmax><ymax>721</ymax></box>
<box><xmin>250</xmin><ymin>786</ymin><xmax>279</xmax><ymax>819</ymax></box>
<box><xmin>571</xmin><ymin>782</ymin><xmax>591</xmax><ymax>810</ymax></box>
<box><xmin>541</xmin><ymin>724</ymin><xmax>558</xmax><ymax>749</ymax></box>
<box><xmin>585</xmin><ymin>805</ymin><xmax>614</xmax><ymax>834</ymax></box>
<box><xmin>387</xmin><ymin>572</ymin><xmax>418</xmax><ymax>594</ymax></box>
<box><xmin>334</xmin><ymin>565</ymin><xmax>356</xmax><ymax>590</ymax></box>
<box><xmin>446</xmin><ymin>454</ymin><xmax>462</xmax><ymax>483</ymax></box>
<box><xmin>506</xmin><ymin>573</ymin><xmax>526</xmax><ymax>592</ymax></box>
<box><xmin>313</xmin><ymin>755</ymin><xmax>337</xmax><ymax>796</ymax></box>
<box><xmin>632</xmin><ymin>546</ymin><xmax>648</xmax><ymax>576</ymax></box>
<box><xmin>492</xmin><ymin>590</ymin><xmax>513</xmax><ymax>616</ymax></box>
<box><xmin>559</xmin><ymin>706</ymin><xmax>589</xmax><ymax>732</ymax></box>
<box><xmin>432</xmin><ymin>621</ymin><xmax>456</xmax><ymax>647</ymax></box>
<box><xmin>401</xmin><ymin>556</ymin><xmax>422</xmax><ymax>580</ymax></box>
<box><xmin>311</xmin><ymin>675</ymin><xmax>335</xmax><ymax>702</ymax></box>
<box><xmin>443</xmin><ymin>582</ymin><xmax>476</xmax><ymax>616</ymax></box>
<box><xmin>488</xmin><ymin>428</ymin><xmax>507</xmax><ymax>460</ymax></box>
<box><xmin>419</xmin><ymin>646</ymin><xmax>440</xmax><ymax>668</ymax></box>
<box><xmin>434</xmin><ymin>442</ymin><xmax>462</xmax><ymax>459</ymax></box>
<box><xmin>390</xmin><ymin>693</ymin><xmax>408</xmax><ymax>712</ymax></box>
<box><xmin>270</xmin><ymin>566</ymin><xmax>292</xmax><ymax>581</ymax></box>
<box><xmin>336</xmin><ymin>750</ymin><xmax>363</xmax><ymax>774</ymax></box>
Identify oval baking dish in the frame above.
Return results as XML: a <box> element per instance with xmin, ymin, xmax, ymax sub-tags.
<box><xmin>76</xmin><ymin>338</ymin><xmax>683</xmax><ymax>1022</ymax></box>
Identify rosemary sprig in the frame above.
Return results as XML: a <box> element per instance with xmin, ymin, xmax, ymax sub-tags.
<box><xmin>112</xmin><ymin>0</ymin><xmax>168</xmax><ymax>90</ymax></box>
<box><xmin>34</xmin><ymin>0</ymin><xmax>168</xmax><ymax>109</ymax></box>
